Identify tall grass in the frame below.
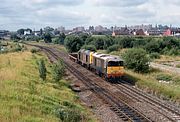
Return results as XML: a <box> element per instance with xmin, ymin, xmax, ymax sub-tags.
<box><xmin>0</xmin><ymin>51</ymin><xmax>95</xmax><ymax>122</ymax></box>
<box><xmin>125</xmin><ymin>69</ymin><xmax>180</xmax><ymax>103</ymax></box>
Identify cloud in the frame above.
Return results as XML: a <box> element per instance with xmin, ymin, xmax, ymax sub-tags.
<box><xmin>36</xmin><ymin>8</ymin><xmax>91</xmax><ymax>26</ymax></box>
<box><xmin>90</xmin><ymin>0</ymin><xmax>148</xmax><ymax>7</ymax></box>
<box><xmin>0</xmin><ymin>0</ymin><xmax>180</xmax><ymax>30</ymax></box>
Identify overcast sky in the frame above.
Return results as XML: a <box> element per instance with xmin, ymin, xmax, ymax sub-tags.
<box><xmin>0</xmin><ymin>0</ymin><xmax>180</xmax><ymax>31</ymax></box>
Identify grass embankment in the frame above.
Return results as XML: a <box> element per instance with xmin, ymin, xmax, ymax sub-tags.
<box><xmin>125</xmin><ymin>70</ymin><xmax>180</xmax><ymax>103</ymax></box>
<box><xmin>0</xmin><ymin>51</ymin><xmax>96</xmax><ymax>122</ymax></box>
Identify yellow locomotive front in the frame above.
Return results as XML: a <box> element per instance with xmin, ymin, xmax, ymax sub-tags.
<box><xmin>105</xmin><ymin>57</ymin><xmax>124</xmax><ymax>81</ymax></box>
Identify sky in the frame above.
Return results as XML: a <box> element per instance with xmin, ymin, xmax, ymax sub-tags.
<box><xmin>0</xmin><ymin>0</ymin><xmax>180</xmax><ymax>31</ymax></box>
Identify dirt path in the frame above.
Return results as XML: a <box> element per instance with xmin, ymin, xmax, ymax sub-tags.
<box><xmin>150</xmin><ymin>62</ymin><xmax>180</xmax><ymax>75</ymax></box>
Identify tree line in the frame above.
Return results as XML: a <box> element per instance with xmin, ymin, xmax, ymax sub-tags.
<box><xmin>63</xmin><ymin>35</ymin><xmax>180</xmax><ymax>56</ymax></box>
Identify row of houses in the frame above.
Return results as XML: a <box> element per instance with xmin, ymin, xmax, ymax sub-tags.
<box><xmin>112</xmin><ymin>27</ymin><xmax>180</xmax><ymax>37</ymax></box>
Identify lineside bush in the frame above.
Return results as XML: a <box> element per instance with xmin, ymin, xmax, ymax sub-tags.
<box><xmin>38</xmin><ymin>59</ymin><xmax>47</xmax><ymax>81</ymax></box>
<box><xmin>122</xmin><ymin>48</ymin><xmax>150</xmax><ymax>73</ymax></box>
<box><xmin>52</xmin><ymin>59</ymin><xmax>65</xmax><ymax>82</ymax></box>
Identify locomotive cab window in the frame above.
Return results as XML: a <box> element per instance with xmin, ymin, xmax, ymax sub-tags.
<box><xmin>108</xmin><ymin>61</ymin><xmax>123</xmax><ymax>66</ymax></box>
<box><xmin>86</xmin><ymin>55</ymin><xmax>88</xmax><ymax>62</ymax></box>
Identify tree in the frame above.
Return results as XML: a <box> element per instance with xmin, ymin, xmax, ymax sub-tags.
<box><xmin>17</xmin><ymin>29</ymin><xmax>24</xmax><ymax>35</ymax></box>
<box><xmin>122</xmin><ymin>48</ymin><xmax>150</xmax><ymax>73</ymax></box>
<box><xmin>59</xmin><ymin>33</ymin><xmax>66</xmax><ymax>45</ymax></box>
<box><xmin>52</xmin><ymin>59</ymin><xmax>65</xmax><ymax>82</ymax></box>
<box><xmin>38</xmin><ymin>59</ymin><xmax>47</xmax><ymax>81</ymax></box>
<box><xmin>115</xmin><ymin>36</ymin><xmax>134</xmax><ymax>48</ymax></box>
<box><xmin>64</xmin><ymin>35</ymin><xmax>84</xmax><ymax>52</ymax></box>
<box><xmin>79</xmin><ymin>33</ymin><xmax>89</xmax><ymax>42</ymax></box>
<box><xmin>103</xmin><ymin>36</ymin><xmax>115</xmax><ymax>49</ymax></box>
<box><xmin>40</xmin><ymin>28</ymin><xmax>43</xmax><ymax>35</ymax></box>
<box><xmin>92</xmin><ymin>37</ymin><xmax>104</xmax><ymax>50</ymax></box>
<box><xmin>10</xmin><ymin>33</ymin><xmax>20</xmax><ymax>40</ymax></box>
<box><xmin>107</xmin><ymin>44</ymin><xmax>120</xmax><ymax>53</ymax></box>
<box><xmin>81</xmin><ymin>45</ymin><xmax>97</xmax><ymax>51</ymax></box>
<box><xmin>43</xmin><ymin>33</ymin><xmax>52</xmax><ymax>43</ymax></box>
<box><xmin>145</xmin><ymin>40</ymin><xmax>160</xmax><ymax>53</ymax></box>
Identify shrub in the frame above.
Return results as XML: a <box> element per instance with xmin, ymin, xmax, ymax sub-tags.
<box><xmin>107</xmin><ymin>44</ymin><xmax>120</xmax><ymax>53</ymax></box>
<box><xmin>81</xmin><ymin>45</ymin><xmax>97</xmax><ymax>51</ymax></box>
<box><xmin>30</xmin><ymin>48</ymin><xmax>39</xmax><ymax>53</ymax></box>
<box><xmin>38</xmin><ymin>59</ymin><xmax>47</xmax><ymax>81</ymax></box>
<box><xmin>145</xmin><ymin>40</ymin><xmax>160</xmax><ymax>53</ymax></box>
<box><xmin>149</xmin><ymin>52</ymin><xmax>160</xmax><ymax>59</ymax></box>
<box><xmin>52</xmin><ymin>37</ymin><xmax>59</xmax><ymax>44</ymax></box>
<box><xmin>122</xmin><ymin>48</ymin><xmax>150</xmax><ymax>73</ymax></box>
<box><xmin>14</xmin><ymin>43</ymin><xmax>22</xmax><ymax>52</ymax></box>
<box><xmin>52</xmin><ymin>59</ymin><xmax>65</xmax><ymax>82</ymax></box>
<box><xmin>168</xmin><ymin>48</ymin><xmax>180</xmax><ymax>56</ymax></box>
<box><xmin>64</xmin><ymin>35</ymin><xmax>84</xmax><ymax>52</ymax></box>
<box><xmin>156</xmin><ymin>74</ymin><xmax>172</xmax><ymax>82</ymax></box>
<box><xmin>173</xmin><ymin>77</ymin><xmax>180</xmax><ymax>85</ymax></box>
<box><xmin>56</xmin><ymin>107</ymin><xmax>82</xmax><ymax>122</ymax></box>
<box><xmin>176</xmin><ymin>64</ymin><xmax>180</xmax><ymax>68</ymax></box>
<box><xmin>43</xmin><ymin>33</ymin><xmax>52</xmax><ymax>43</ymax></box>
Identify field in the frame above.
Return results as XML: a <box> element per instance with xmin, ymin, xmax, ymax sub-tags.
<box><xmin>0</xmin><ymin>49</ymin><xmax>96</xmax><ymax>122</ymax></box>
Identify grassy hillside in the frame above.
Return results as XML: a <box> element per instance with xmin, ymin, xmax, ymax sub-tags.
<box><xmin>0</xmin><ymin>51</ymin><xmax>96</xmax><ymax>122</ymax></box>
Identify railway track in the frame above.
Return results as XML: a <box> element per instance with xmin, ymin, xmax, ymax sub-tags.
<box><xmin>27</xmin><ymin>43</ymin><xmax>180</xmax><ymax>122</ymax></box>
<box><xmin>32</xmin><ymin>44</ymin><xmax>152</xmax><ymax>122</ymax></box>
<box><xmin>113</xmin><ymin>81</ymin><xmax>180</xmax><ymax>122</ymax></box>
<box><xmin>117</xmin><ymin>80</ymin><xmax>180</xmax><ymax>120</ymax></box>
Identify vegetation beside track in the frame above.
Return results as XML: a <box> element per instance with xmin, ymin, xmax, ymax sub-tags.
<box><xmin>0</xmin><ymin>47</ymin><xmax>97</xmax><ymax>122</ymax></box>
<box><xmin>124</xmin><ymin>69</ymin><xmax>180</xmax><ymax>103</ymax></box>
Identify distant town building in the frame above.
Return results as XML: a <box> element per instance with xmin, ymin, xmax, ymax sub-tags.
<box><xmin>163</xmin><ymin>29</ymin><xmax>171</xmax><ymax>36</ymax></box>
<box><xmin>34</xmin><ymin>31</ymin><xmax>41</xmax><ymax>36</ymax></box>
<box><xmin>0</xmin><ymin>30</ymin><xmax>9</xmax><ymax>37</ymax></box>
<box><xmin>24</xmin><ymin>30</ymin><xmax>31</xmax><ymax>35</ymax></box>
<box><xmin>57</xmin><ymin>26</ymin><xmax>65</xmax><ymax>33</ymax></box>
<box><xmin>134</xmin><ymin>29</ymin><xmax>146</xmax><ymax>36</ymax></box>
<box><xmin>95</xmin><ymin>25</ymin><xmax>105</xmax><ymax>32</ymax></box>
<box><xmin>119</xmin><ymin>27</ymin><xmax>130</xmax><ymax>35</ymax></box>
<box><xmin>89</xmin><ymin>26</ymin><xmax>94</xmax><ymax>31</ymax></box>
<box><xmin>73</xmin><ymin>26</ymin><xmax>85</xmax><ymax>32</ymax></box>
<box><xmin>128</xmin><ymin>24</ymin><xmax>152</xmax><ymax>31</ymax></box>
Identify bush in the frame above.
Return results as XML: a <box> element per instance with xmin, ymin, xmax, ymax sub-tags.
<box><xmin>38</xmin><ymin>59</ymin><xmax>47</xmax><ymax>81</ymax></box>
<box><xmin>107</xmin><ymin>44</ymin><xmax>120</xmax><ymax>53</ymax></box>
<box><xmin>145</xmin><ymin>40</ymin><xmax>160</xmax><ymax>53</ymax></box>
<box><xmin>115</xmin><ymin>36</ymin><xmax>134</xmax><ymax>48</ymax></box>
<box><xmin>52</xmin><ymin>59</ymin><xmax>65</xmax><ymax>82</ymax></box>
<box><xmin>122</xmin><ymin>48</ymin><xmax>150</xmax><ymax>73</ymax></box>
<box><xmin>30</xmin><ymin>48</ymin><xmax>39</xmax><ymax>53</ymax></box>
<box><xmin>13</xmin><ymin>43</ymin><xmax>22</xmax><ymax>52</ymax></box>
<box><xmin>64</xmin><ymin>35</ymin><xmax>84</xmax><ymax>52</ymax></box>
<box><xmin>156</xmin><ymin>74</ymin><xmax>172</xmax><ymax>82</ymax></box>
<box><xmin>43</xmin><ymin>33</ymin><xmax>52</xmax><ymax>43</ymax></box>
<box><xmin>56</xmin><ymin>107</ymin><xmax>82</xmax><ymax>122</ymax></box>
<box><xmin>176</xmin><ymin>64</ymin><xmax>180</xmax><ymax>68</ymax></box>
<box><xmin>149</xmin><ymin>52</ymin><xmax>160</xmax><ymax>59</ymax></box>
<box><xmin>52</xmin><ymin>37</ymin><xmax>60</xmax><ymax>44</ymax></box>
<box><xmin>81</xmin><ymin>45</ymin><xmax>96</xmax><ymax>51</ymax></box>
<box><xmin>168</xmin><ymin>48</ymin><xmax>180</xmax><ymax>56</ymax></box>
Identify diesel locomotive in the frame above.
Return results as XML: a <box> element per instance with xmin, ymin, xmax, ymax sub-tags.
<box><xmin>70</xmin><ymin>49</ymin><xmax>124</xmax><ymax>81</ymax></box>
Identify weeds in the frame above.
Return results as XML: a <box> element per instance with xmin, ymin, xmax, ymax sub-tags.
<box><xmin>0</xmin><ymin>51</ymin><xmax>95</xmax><ymax>122</ymax></box>
<box><xmin>156</xmin><ymin>74</ymin><xmax>172</xmax><ymax>82</ymax></box>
